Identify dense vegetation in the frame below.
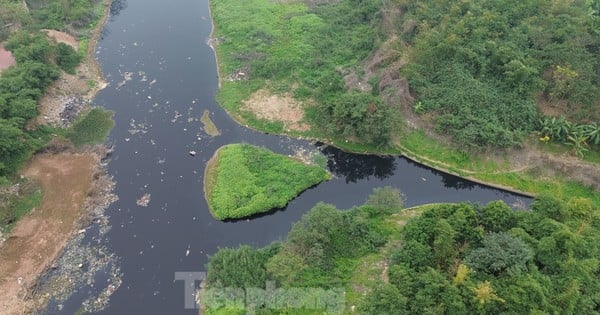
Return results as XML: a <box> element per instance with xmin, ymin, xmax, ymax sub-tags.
<box><xmin>203</xmin><ymin>186</ymin><xmax>404</xmax><ymax>314</ymax></box>
<box><xmin>0</xmin><ymin>0</ymin><xmax>105</xmax><ymax>180</ymax></box>
<box><xmin>0</xmin><ymin>0</ymin><xmax>108</xmax><ymax>231</ymax></box>
<box><xmin>399</xmin><ymin>0</ymin><xmax>600</xmax><ymax>147</ymax></box>
<box><xmin>212</xmin><ymin>0</ymin><xmax>399</xmax><ymax>147</ymax></box>
<box><xmin>204</xmin><ymin>144</ymin><xmax>330</xmax><ymax>220</ymax></box>
<box><xmin>0</xmin><ymin>32</ymin><xmax>63</xmax><ymax>178</ymax></box>
<box><xmin>363</xmin><ymin>196</ymin><xmax>600</xmax><ymax>314</ymax></box>
<box><xmin>212</xmin><ymin>0</ymin><xmax>599</xmax><ymax>150</ymax></box>
<box><xmin>204</xmin><ymin>189</ymin><xmax>600</xmax><ymax>314</ymax></box>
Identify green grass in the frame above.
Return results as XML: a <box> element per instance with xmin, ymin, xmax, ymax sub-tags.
<box><xmin>204</xmin><ymin>144</ymin><xmax>330</xmax><ymax>220</ymax></box>
<box><xmin>398</xmin><ymin>130</ymin><xmax>600</xmax><ymax>207</ymax></box>
<box><xmin>210</xmin><ymin>0</ymin><xmax>600</xmax><ymax>210</ymax></box>
<box><xmin>1</xmin><ymin>181</ymin><xmax>42</xmax><ymax>232</ymax></box>
<box><xmin>66</xmin><ymin>107</ymin><xmax>114</xmax><ymax>146</ymax></box>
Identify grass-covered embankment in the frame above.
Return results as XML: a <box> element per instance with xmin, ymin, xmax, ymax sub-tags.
<box><xmin>209</xmin><ymin>0</ymin><xmax>599</xmax><ymax>208</ymax></box>
<box><xmin>204</xmin><ymin>144</ymin><xmax>330</xmax><ymax>220</ymax></box>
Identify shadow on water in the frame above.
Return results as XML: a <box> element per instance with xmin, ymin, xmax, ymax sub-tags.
<box><xmin>320</xmin><ymin>145</ymin><xmax>396</xmax><ymax>183</ymax></box>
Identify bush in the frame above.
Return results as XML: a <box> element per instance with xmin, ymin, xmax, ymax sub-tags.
<box><xmin>66</xmin><ymin>107</ymin><xmax>114</xmax><ymax>146</ymax></box>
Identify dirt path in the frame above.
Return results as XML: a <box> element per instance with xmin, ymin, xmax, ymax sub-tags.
<box><xmin>0</xmin><ymin>153</ymin><xmax>97</xmax><ymax>314</ymax></box>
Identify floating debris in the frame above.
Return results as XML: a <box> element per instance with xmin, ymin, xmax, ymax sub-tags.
<box><xmin>116</xmin><ymin>71</ymin><xmax>133</xmax><ymax>89</ymax></box>
<box><xmin>136</xmin><ymin>193</ymin><xmax>151</xmax><ymax>207</ymax></box>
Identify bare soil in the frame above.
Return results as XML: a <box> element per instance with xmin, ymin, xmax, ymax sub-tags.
<box><xmin>43</xmin><ymin>30</ymin><xmax>78</xmax><ymax>50</ymax></box>
<box><xmin>35</xmin><ymin>3</ymin><xmax>110</xmax><ymax>127</ymax></box>
<box><xmin>242</xmin><ymin>89</ymin><xmax>310</xmax><ymax>131</ymax></box>
<box><xmin>0</xmin><ymin>43</ymin><xmax>16</xmax><ymax>72</ymax></box>
<box><xmin>0</xmin><ymin>153</ymin><xmax>98</xmax><ymax>315</ymax></box>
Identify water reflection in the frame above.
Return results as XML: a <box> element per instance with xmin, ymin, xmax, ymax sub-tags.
<box><xmin>320</xmin><ymin>145</ymin><xmax>396</xmax><ymax>183</ymax></box>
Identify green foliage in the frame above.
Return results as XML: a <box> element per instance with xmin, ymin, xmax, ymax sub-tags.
<box><xmin>205</xmin><ymin>196</ymin><xmax>396</xmax><ymax>313</ymax></box>
<box><xmin>206</xmin><ymin>196</ymin><xmax>599</xmax><ymax>314</ymax></box>
<box><xmin>465</xmin><ymin>232</ymin><xmax>533</xmax><ymax>276</ymax></box>
<box><xmin>206</xmin><ymin>144</ymin><xmax>330</xmax><ymax>220</ymax></box>
<box><xmin>537</xmin><ymin>116</ymin><xmax>599</xmax><ymax>157</ymax></box>
<box><xmin>378</xmin><ymin>197</ymin><xmax>600</xmax><ymax>314</ymax></box>
<box><xmin>29</xmin><ymin>0</ymin><xmax>103</xmax><ymax>31</ymax></box>
<box><xmin>206</xmin><ymin>245</ymin><xmax>275</xmax><ymax>288</ymax></box>
<box><xmin>211</xmin><ymin>0</ymin><xmax>392</xmax><ymax>146</ymax></box>
<box><xmin>0</xmin><ymin>180</ymin><xmax>41</xmax><ymax>231</ymax></box>
<box><xmin>5</xmin><ymin>31</ymin><xmax>53</xmax><ymax>63</ymax></box>
<box><xmin>359</xmin><ymin>283</ymin><xmax>408</xmax><ymax>315</ymax></box>
<box><xmin>401</xmin><ymin>0</ymin><xmax>600</xmax><ymax>147</ymax></box>
<box><xmin>66</xmin><ymin>107</ymin><xmax>114</xmax><ymax>146</ymax></box>
<box><xmin>55</xmin><ymin>42</ymin><xmax>81</xmax><ymax>74</ymax></box>
<box><xmin>319</xmin><ymin>92</ymin><xmax>397</xmax><ymax>146</ymax></box>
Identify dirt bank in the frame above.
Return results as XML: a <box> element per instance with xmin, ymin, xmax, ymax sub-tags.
<box><xmin>0</xmin><ymin>2</ymin><xmax>115</xmax><ymax>314</ymax></box>
<box><xmin>0</xmin><ymin>152</ymin><xmax>97</xmax><ymax>314</ymax></box>
<box><xmin>36</xmin><ymin>1</ymin><xmax>111</xmax><ymax>127</ymax></box>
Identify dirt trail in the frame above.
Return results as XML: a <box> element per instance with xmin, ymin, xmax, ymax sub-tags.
<box><xmin>0</xmin><ymin>153</ymin><xmax>97</xmax><ymax>315</ymax></box>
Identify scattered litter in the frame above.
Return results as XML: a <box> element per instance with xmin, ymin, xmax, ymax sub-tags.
<box><xmin>136</xmin><ymin>193</ymin><xmax>151</xmax><ymax>207</ymax></box>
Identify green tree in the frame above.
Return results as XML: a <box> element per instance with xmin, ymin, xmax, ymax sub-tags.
<box><xmin>359</xmin><ymin>283</ymin><xmax>408</xmax><ymax>315</ymax></box>
<box><xmin>465</xmin><ymin>232</ymin><xmax>533</xmax><ymax>276</ymax></box>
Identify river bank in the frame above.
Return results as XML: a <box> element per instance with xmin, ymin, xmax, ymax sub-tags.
<box><xmin>207</xmin><ymin>0</ymin><xmax>599</xmax><ymax>206</ymax></box>
<box><xmin>0</xmin><ymin>1</ymin><xmax>117</xmax><ymax>313</ymax></box>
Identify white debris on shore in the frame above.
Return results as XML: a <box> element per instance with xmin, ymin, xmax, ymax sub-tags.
<box><xmin>31</xmin><ymin>149</ymin><xmax>121</xmax><ymax>313</ymax></box>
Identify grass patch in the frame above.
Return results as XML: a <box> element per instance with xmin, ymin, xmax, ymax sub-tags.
<box><xmin>204</xmin><ymin>144</ymin><xmax>330</xmax><ymax>220</ymax></box>
<box><xmin>200</xmin><ymin>110</ymin><xmax>221</xmax><ymax>137</ymax></box>
<box><xmin>66</xmin><ymin>107</ymin><xmax>114</xmax><ymax>146</ymax></box>
<box><xmin>0</xmin><ymin>181</ymin><xmax>42</xmax><ymax>232</ymax></box>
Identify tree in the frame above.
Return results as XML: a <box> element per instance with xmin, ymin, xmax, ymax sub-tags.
<box><xmin>359</xmin><ymin>283</ymin><xmax>408</xmax><ymax>315</ymax></box>
<box><xmin>478</xmin><ymin>200</ymin><xmax>516</xmax><ymax>233</ymax></box>
<box><xmin>465</xmin><ymin>232</ymin><xmax>532</xmax><ymax>276</ymax></box>
<box><xmin>391</xmin><ymin>240</ymin><xmax>433</xmax><ymax>270</ymax></box>
<box><xmin>320</xmin><ymin>92</ymin><xmax>395</xmax><ymax>146</ymax></box>
<box><xmin>432</xmin><ymin>219</ymin><xmax>458</xmax><ymax>269</ymax></box>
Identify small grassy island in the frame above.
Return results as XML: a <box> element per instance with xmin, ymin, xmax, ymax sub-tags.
<box><xmin>204</xmin><ymin>144</ymin><xmax>330</xmax><ymax>220</ymax></box>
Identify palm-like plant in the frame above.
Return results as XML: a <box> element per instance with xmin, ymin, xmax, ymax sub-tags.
<box><xmin>566</xmin><ymin>133</ymin><xmax>589</xmax><ymax>157</ymax></box>
<box><xmin>582</xmin><ymin>122</ymin><xmax>600</xmax><ymax>145</ymax></box>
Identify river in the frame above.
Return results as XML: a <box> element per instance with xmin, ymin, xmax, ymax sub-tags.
<box><xmin>41</xmin><ymin>0</ymin><xmax>530</xmax><ymax>313</ymax></box>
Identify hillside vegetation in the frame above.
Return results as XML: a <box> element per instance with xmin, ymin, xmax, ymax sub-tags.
<box><xmin>212</xmin><ymin>0</ymin><xmax>599</xmax><ymax>149</ymax></box>
<box><xmin>399</xmin><ymin>0</ymin><xmax>600</xmax><ymax>148</ymax></box>
<box><xmin>0</xmin><ymin>0</ymin><xmax>109</xmax><ymax>230</ymax></box>
<box><xmin>203</xmin><ymin>188</ymin><xmax>600</xmax><ymax>314</ymax></box>
<box><xmin>0</xmin><ymin>0</ymin><xmax>105</xmax><ymax>180</ymax></box>
<box><xmin>204</xmin><ymin>144</ymin><xmax>330</xmax><ymax>220</ymax></box>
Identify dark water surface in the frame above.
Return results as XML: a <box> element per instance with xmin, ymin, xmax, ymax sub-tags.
<box><xmin>45</xmin><ymin>0</ymin><xmax>530</xmax><ymax>313</ymax></box>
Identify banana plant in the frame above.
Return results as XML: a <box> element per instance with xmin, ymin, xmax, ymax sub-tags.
<box><xmin>582</xmin><ymin>122</ymin><xmax>600</xmax><ymax>145</ymax></box>
<box><xmin>566</xmin><ymin>133</ymin><xmax>589</xmax><ymax>157</ymax></box>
